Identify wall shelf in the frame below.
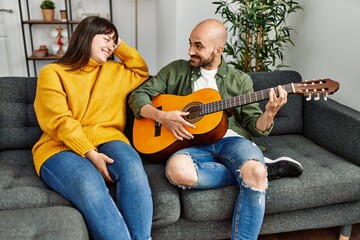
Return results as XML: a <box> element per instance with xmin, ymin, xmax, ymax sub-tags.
<box><xmin>18</xmin><ymin>0</ymin><xmax>112</xmax><ymax>76</ymax></box>
<box><xmin>27</xmin><ymin>54</ymin><xmax>62</xmax><ymax>60</ymax></box>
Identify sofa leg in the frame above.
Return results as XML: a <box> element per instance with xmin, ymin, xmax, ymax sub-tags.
<box><xmin>339</xmin><ymin>224</ymin><xmax>352</xmax><ymax>240</ymax></box>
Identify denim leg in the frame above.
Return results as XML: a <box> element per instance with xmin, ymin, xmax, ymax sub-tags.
<box><xmin>169</xmin><ymin>146</ymin><xmax>237</xmax><ymax>189</ymax></box>
<box><xmin>232</xmin><ymin>185</ymin><xmax>265</xmax><ymax>240</ymax></box>
<box><xmin>40</xmin><ymin>150</ymin><xmax>131</xmax><ymax>240</ymax></box>
<box><xmin>98</xmin><ymin>140</ymin><xmax>153</xmax><ymax>240</ymax></box>
<box><xmin>216</xmin><ymin>137</ymin><xmax>266</xmax><ymax>240</ymax></box>
<box><xmin>167</xmin><ymin>137</ymin><xmax>266</xmax><ymax>239</ymax></box>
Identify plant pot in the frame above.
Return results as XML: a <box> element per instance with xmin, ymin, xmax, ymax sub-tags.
<box><xmin>59</xmin><ymin>10</ymin><xmax>67</xmax><ymax>21</ymax></box>
<box><xmin>41</xmin><ymin>9</ymin><xmax>55</xmax><ymax>21</ymax></box>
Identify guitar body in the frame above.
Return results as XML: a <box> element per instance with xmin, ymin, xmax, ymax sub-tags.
<box><xmin>133</xmin><ymin>88</ymin><xmax>228</xmax><ymax>162</ymax></box>
<box><xmin>132</xmin><ymin>79</ymin><xmax>340</xmax><ymax>163</ymax></box>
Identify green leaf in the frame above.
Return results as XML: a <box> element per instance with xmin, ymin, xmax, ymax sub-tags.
<box><xmin>214</xmin><ymin>0</ymin><xmax>303</xmax><ymax>72</ymax></box>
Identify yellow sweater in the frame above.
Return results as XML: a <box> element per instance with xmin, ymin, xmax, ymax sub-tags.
<box><xmin>32</xmin><ymin>42</ymin><xmax>149</xmax><ymax>176</ymax></box>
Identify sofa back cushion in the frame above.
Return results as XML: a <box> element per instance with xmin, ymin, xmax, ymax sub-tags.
<box><xmin>0</xmin><ymin>77</ymin><xmax>41</xmax><ymax>150</ymax></box>
<box><xmin>248</xmin><ymin>70</ymin><xmax>303</xmax><ymax>135</ymax></box>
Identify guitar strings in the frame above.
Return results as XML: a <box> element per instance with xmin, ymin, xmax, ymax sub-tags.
<box><xmin>200</xmin><ymin>84</ymin><xmax>293</xmax><ymax>115</ymax></box>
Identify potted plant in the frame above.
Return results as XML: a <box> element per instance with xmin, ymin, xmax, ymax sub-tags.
<box><xmin>213</xmin><ymin>0</ymin><xmax>303</xmax><ymax>72</ymax></box>
<box><xmin>40</xmin><ymin>0</ymin><xmax>56</xmax><ymax>21</ymax></box>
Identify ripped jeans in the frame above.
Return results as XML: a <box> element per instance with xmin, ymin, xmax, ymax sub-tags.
<box><xmin>40</xmin><ymin>140</ymin><xmax>153</xmax><ymax>240</ymax></box>
<box><xmin>168</xmin><ymin>137</ymin><xmax>266</xmax><ymax>240</ymax></box>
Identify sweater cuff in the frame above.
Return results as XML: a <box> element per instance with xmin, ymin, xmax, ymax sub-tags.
<box><xmin>114</xmin><ymin>41</ymin><xmax>136</xmax><ymax>62</ymax></box>
<box><xmin>67</xmin><ymin>136</ymin><xmax>96</xmax><ymax>157</ymax></box>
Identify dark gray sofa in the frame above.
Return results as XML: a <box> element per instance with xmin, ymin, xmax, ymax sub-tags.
<box><xmin>1</xmin><ymin>70</ymin><xmax>359</xmax><ymax>240</ymax></box>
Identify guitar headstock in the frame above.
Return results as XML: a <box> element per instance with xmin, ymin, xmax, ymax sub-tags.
<box><xmin>293</xmin><ymin>78</ymin><xmax>340</xmax><ymax>101</ymax></box>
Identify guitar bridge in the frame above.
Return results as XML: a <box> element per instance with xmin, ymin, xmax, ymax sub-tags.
<box><xmin>155</xmin><ymin>106</ymin><xmax>162</xmax><ymax>137</ymax></box>
<box><xmin>155</xmin><ymin>121</ymin><xmax>161</xmax><ymax>137</ymax></box>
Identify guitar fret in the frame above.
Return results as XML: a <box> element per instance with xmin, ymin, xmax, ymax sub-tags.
<box><xmin>206</xmin><ymin>102</ymin><xmax>210</xmax><ymax>114</ymax></box>
<box><xmin>212</xmin><ymin>102</ymin><xmax>215</xmax><ymax>113</ymax></box>
<box><xmin>201</xmin><ymin>82</ymin><xmax>305</xmax><ymax>115</ymax></box>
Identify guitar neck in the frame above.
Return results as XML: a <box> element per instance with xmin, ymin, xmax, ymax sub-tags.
<box><xmin>200</xmin><ymin>83</ymin><xmax>294</xmax><ymax>115</ymax></box>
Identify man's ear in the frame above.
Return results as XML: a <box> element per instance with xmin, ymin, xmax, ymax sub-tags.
<box><xmin>215</xmin><ymin>45</ymin><xmax>225</xmax><ymax>55</ymax></box>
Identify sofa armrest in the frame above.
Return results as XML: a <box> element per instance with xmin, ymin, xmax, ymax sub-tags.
<box><xmin>303</xmin><ymin>98</ymin><xmax>360</xmax><ymax>167</ymax></box>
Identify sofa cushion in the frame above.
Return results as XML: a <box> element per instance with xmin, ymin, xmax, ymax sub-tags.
<box><xmin>180</xmin><ymin>134</ymin><xmax>360</xmax><ymax>221</ymax></box>
<box><xmin>181</xmin><ymin>185</ymin><xmax>237</xmax><ymax>221</ymax></box>
<box><xmin>0</xmin><ymin>149</ymin><xmax>183</xmax><ymax>228</ymax></box>
<box><xmin>0</xmin><ymin>150</ymin><xmax>70</xmax><ymax>210</ymax></box>
<box><xmin>0</xmin><ymin>77</ymin><xmax>41</xmax><ymax>150</ymax></box>
<box><xmin>258</xmin><ymin>135</ymin><xmax>360</xmax><ymax>214</ymax></box>
<box><xmin>0</xmin><ymin>206</ymin><xmax>88</xmax><ymax>240</ymax></box>
<box><xmin>144</xmin><ymin>164</ymin><xmax>181</xmax><ymax>228</ymax></box>
<box><xmin>249</xmin><ymin>71</ymin><xmax>303</xmax><ymax>135</ymax></box>
<box><xmin>0</xmin><ymin>148</ymin><xmax>182</xmax><ymax>228</ymax></box>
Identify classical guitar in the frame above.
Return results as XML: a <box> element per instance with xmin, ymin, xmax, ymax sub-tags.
<box><xmin>133</xmin><ymin>79</ymin><xmax>339</xmax><ymax>162</ymax></box>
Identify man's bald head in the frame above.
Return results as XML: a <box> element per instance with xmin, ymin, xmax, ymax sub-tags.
<box><xmin>191</xmin><ymin>19</ymin><xmax>227</xmax><ymax>47</ymax></box>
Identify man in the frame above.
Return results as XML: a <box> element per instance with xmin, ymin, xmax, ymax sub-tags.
<box><xmin>129</xmin><ymin>19</ymin><xmax>301</xmax><ymax>239</ymax></box>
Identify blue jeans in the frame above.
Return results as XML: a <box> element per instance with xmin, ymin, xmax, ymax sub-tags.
<box><xmin>40</xmin><ymin>140</ymin><xmax>153</xmax><ymax>240</ymax></box>
<box><xmin>169</xmin><ymin>137</ymin><xmax>266</xmax><ymax>240</ymax></box>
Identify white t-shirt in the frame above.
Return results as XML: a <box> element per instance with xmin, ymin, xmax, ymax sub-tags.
<box><xmin>193</xmin><ymin>67</ymin><xmax>242</xmax><ymax>138</ymax></box>
<box><xmin>193</xmin><ymin>67</ymin><xmax>219</xmax><ymax>91</ymax></box>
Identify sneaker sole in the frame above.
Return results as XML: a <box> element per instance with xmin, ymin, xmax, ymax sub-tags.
<box><xmin>265</xmin><ymin>157</ymin><xmax>304</xmax><ymax>177</ymax></box>
<box><xmin>265</xmin><ymin>156</ymin><xmax>303</xmax><ymax>168</ymax></box>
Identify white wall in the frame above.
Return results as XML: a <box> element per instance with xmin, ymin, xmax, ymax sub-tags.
<box><xmin>154</xmin><ymin>0</ymin><xmax>177</xmax><ymax>71</ymax></box>
<box><xmin>16</xmin><ymin>0</ymin><xmax>360</xmax><ymax>111</ymax></box>
<box><xmin>285</xmin><ymin>0</ymin><xmax>360</xmax><ymax>111</ymax></box>
<box><xmin>134</xmin><ymin>0</ymin><xmax>221</xmax><ymax>74</ymax></box>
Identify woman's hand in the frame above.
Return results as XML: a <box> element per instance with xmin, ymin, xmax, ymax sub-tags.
<box><xmin>114</xmin><ymin>37</ymin><xmax>122</xmax><ymax>50</ymax></box>
<box><xmin>85</xmin><ymin>149</ymin><xmax>114</xmax><ymax>183</ymax></box>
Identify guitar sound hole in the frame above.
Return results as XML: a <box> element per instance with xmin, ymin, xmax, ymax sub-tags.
<box><xmin>183</xmin><ymin>102</ymin><xmax>203</xmax><ymax>124</ymax></box>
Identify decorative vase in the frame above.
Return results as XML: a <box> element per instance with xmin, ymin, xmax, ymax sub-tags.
<box><xmin>41</xmin><ymin>9</ymin><xmax>55</xmax><ymax>21</ymax></box>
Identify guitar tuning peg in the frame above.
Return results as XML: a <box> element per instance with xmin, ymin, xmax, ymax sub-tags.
<box><xmin>323</xmin><ymin>93</ymin><xmax>328</xmax><ymax>101</ymax></box>
<box><xmin>314</xmin><ymin>93</ymin><xmax>320</xmax><ymax>101</ymax></box>
<box><xmin>306</xmin><ymin>94</ymin><xmax>312</xmax><ymax>101</ymax></box>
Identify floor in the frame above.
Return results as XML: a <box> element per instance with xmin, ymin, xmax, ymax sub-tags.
<box><xmin>258</xmin><ymin>223</ymin><xmax>360</xmax><ymax>240</ymax></box>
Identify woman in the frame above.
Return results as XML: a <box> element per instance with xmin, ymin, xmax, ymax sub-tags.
<box><xmin>32</xmin><ymin>16</ymin><xmax>153</xmax><ymax>240</ymax></box>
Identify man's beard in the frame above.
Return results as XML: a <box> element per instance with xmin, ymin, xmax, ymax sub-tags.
<box><xmin>189</xmin><ymin>52</ymin><xmax>216</xmax><ymax>68</ymax></box>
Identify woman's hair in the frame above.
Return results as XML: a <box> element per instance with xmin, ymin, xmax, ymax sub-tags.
<box><xmin>56</xmin><ymin>16</ymin><xmax>119</xmax><ymax>71</ymax></box>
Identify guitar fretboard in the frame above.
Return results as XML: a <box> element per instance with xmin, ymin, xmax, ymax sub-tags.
<box><xmin>200</xmin><ymin>83</ymin><xmax>294</xmax><ymax>115</ymax></box>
